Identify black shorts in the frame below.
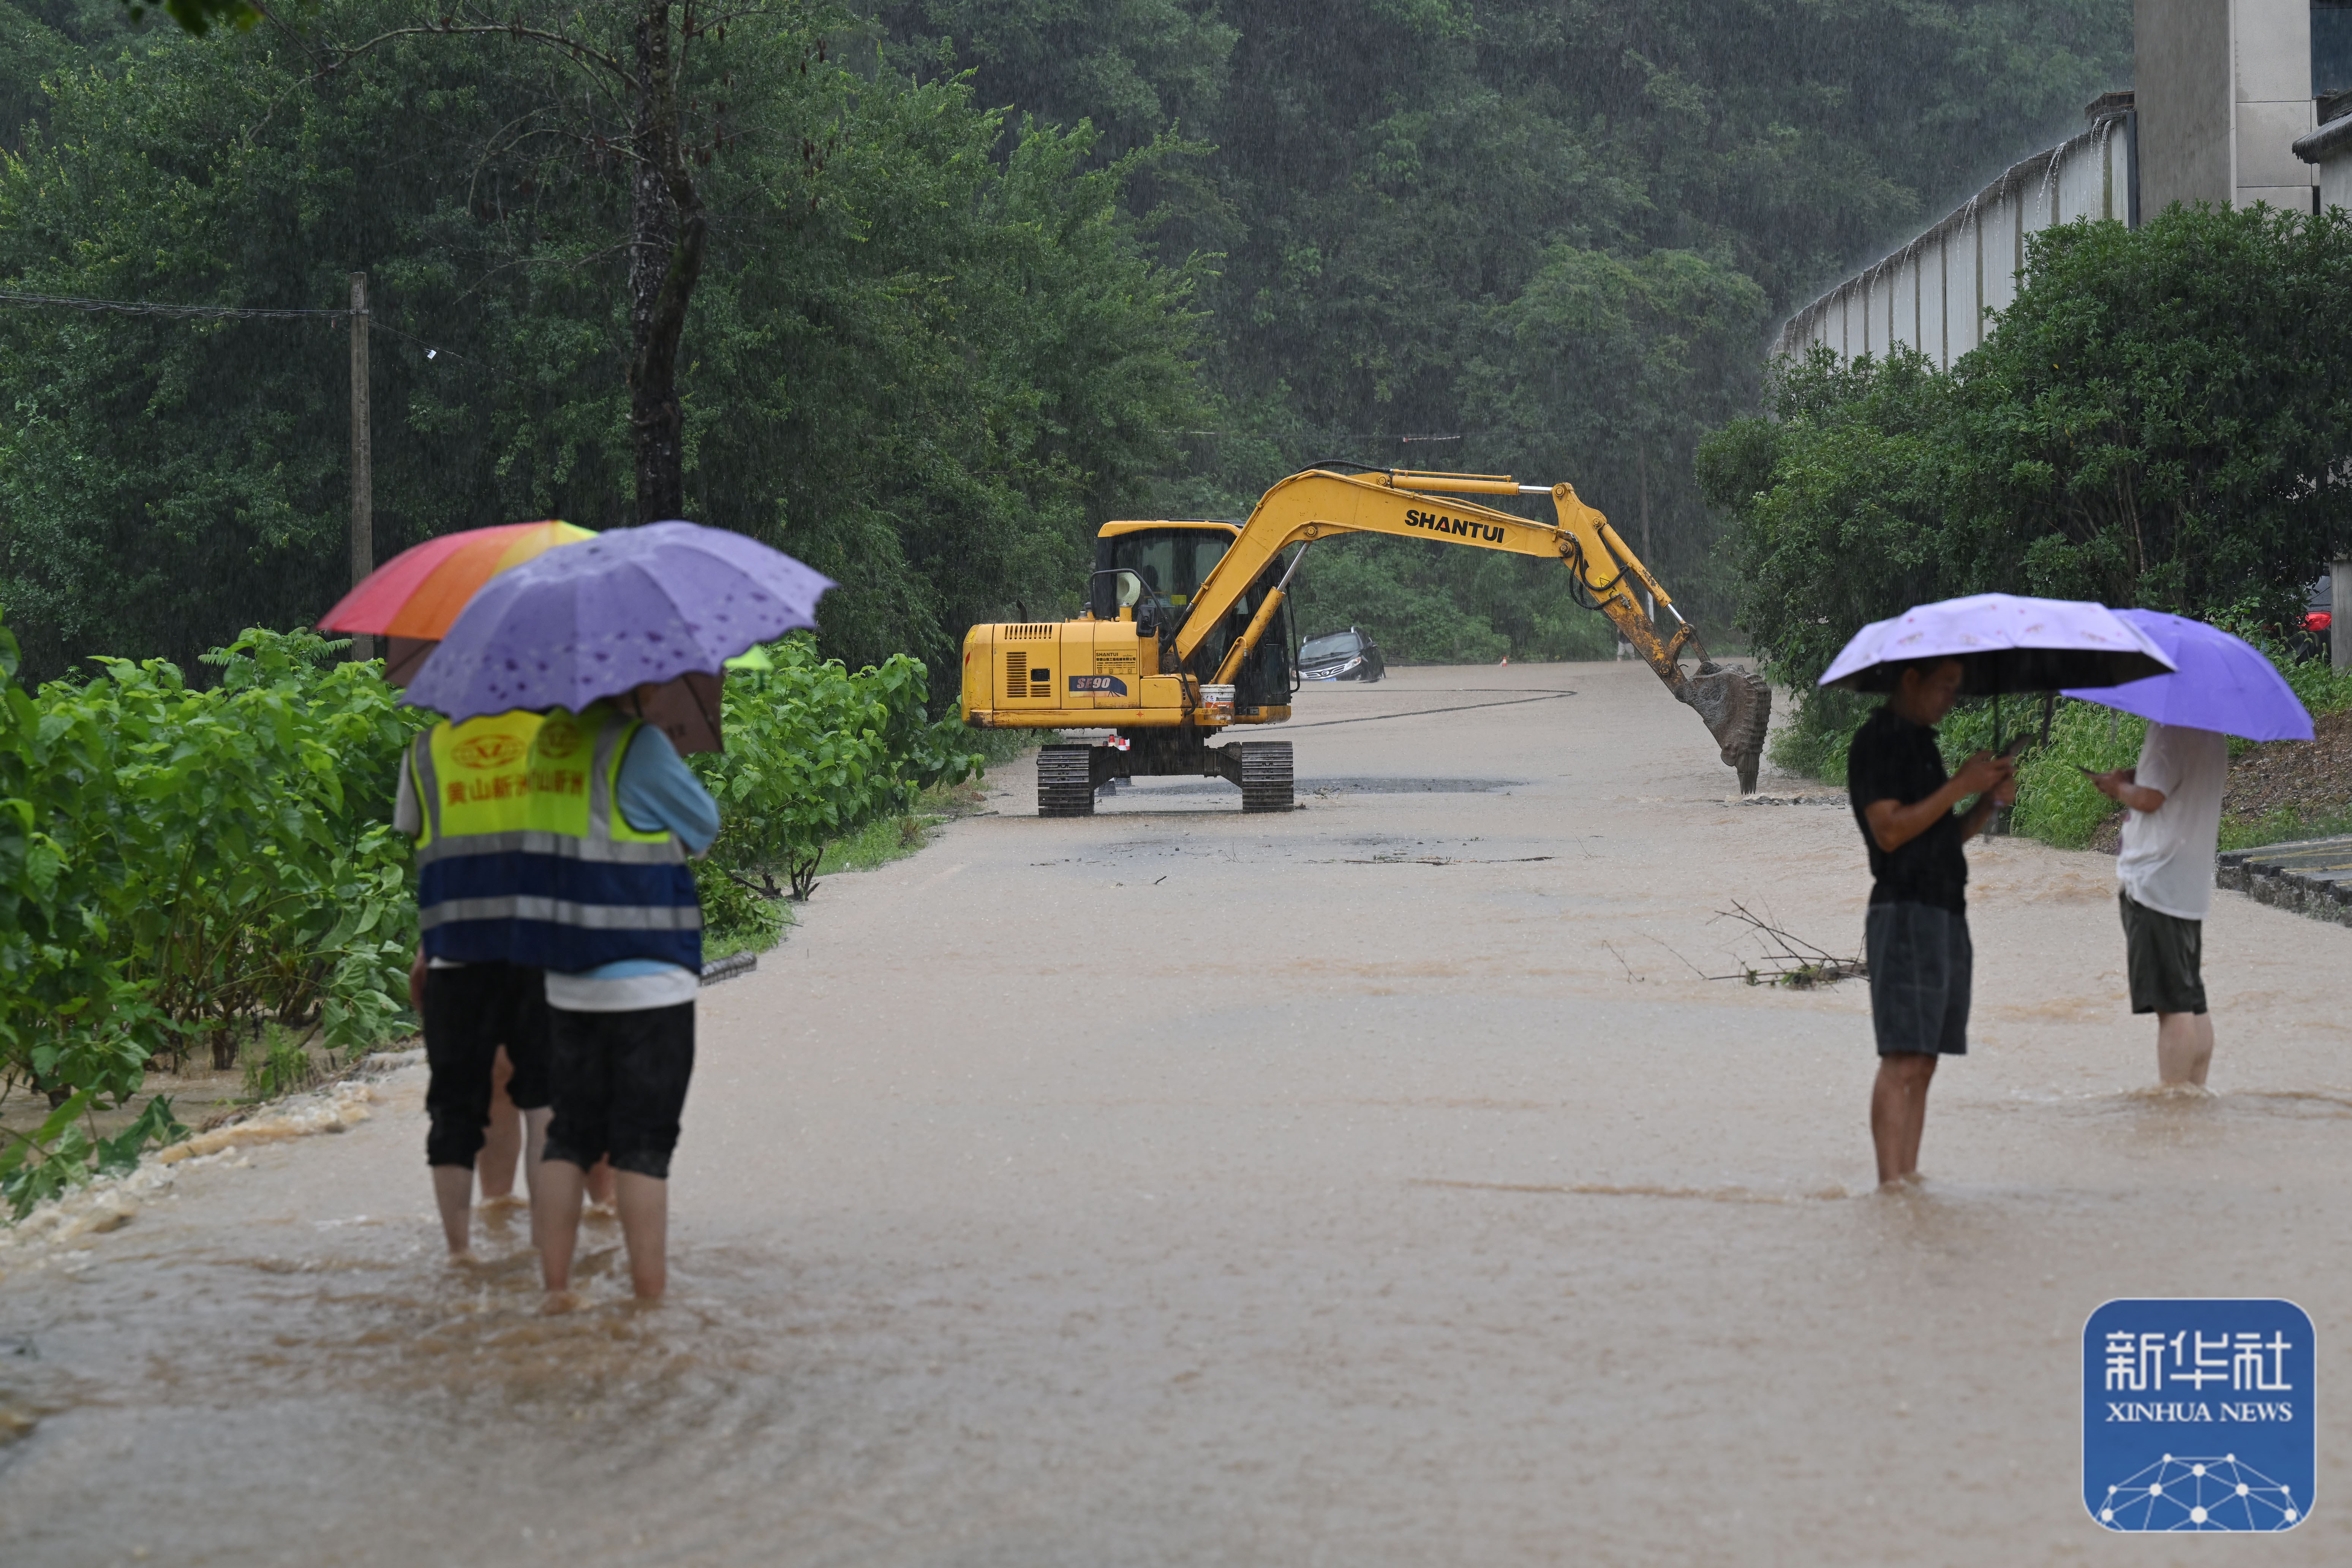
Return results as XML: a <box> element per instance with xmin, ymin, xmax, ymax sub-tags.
<box><xmin>1865</xmin><ymin>900</ymin><xmax>1972</xmax><ymax>1056</ymax></box>
<box><xmin>421</xmin><ymin>962</ymin><xmax>552</xmax><ymax>1168</ymax></box>
<box><xmin>2120</xmin><ymin>891</ymin><xmax>2207</xmax><ymax>1015</ymax></box>
<box><xmin>541</xmin><ymin>1002</ymin><xmax>695</xmax><ymax>1181</ymax></box>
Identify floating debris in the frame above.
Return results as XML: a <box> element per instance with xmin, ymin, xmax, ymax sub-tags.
<box><xmin>1708</xmin><ymin>901</ymin><xmax>1867</xmax><ymax>988</ymax></box>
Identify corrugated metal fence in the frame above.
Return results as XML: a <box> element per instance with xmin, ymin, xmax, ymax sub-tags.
<box><xmin>1772</xmin><ymin>107</ymin><xmax>2136</xmax><ymax>367</ymax></box>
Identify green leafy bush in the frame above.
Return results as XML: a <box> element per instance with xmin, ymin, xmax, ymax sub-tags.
<box><xmin>0</xmin><ymin>1089</ymin><xmax>188</xmax><ymax>1217</ymax></box>
<box><xmin>1933</xmin><ymin>699</ymin><xmax>2149</xmax><ymax>850</ymax></box>
<box><xmin>692</xmin><ymin>855</ymin><xmax>786</xmax><ymax>956</ymax></box>
<box><xmin>0</xmin><ymin>617</ymin><xmax>986</xmax><ymax>1218</ymax></box>
<box><xmin>0</xmin><ymin>621</ymin><xmax>424</xmax><ymax>1216</ymax></box>
<box><xmin>241</xmin><ymin>1023</ymin><xmax>323</xmax><ymax>1102</ymax></box>
<box><xmin>692</xmin><ymin>638</ymin><xmax>983</xmax><ymax>904</ymax></box>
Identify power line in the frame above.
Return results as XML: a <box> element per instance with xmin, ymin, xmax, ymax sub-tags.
<box><xmin>0</xmin><ymin>289</ymin><xmax>355</xmax><ymax>321</ymax></box>
<box><xmin>0</xmin><ymin>286</ymin><xmax>496</xmax><ymax>373</ymax></box>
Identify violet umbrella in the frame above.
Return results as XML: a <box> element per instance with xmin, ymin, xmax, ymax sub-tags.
<box><xmin>1819</xmin><ymin>591</ymin><xmax>2177</xmax><ymax>754</ymax></box>
<box><xmin>2058</xmin><ymin>609</ymin><xmax>2314</xmax><ymax>741</ymax></box>
<box><xmin>1818</xmin><ymin>593</ymin><xmax>2174</xmax><ymax>695</ymax></box>
<box><xmin>403</xmin><ymin>521</ymin><xmax>834</xmax><ymax>729</ymax></box>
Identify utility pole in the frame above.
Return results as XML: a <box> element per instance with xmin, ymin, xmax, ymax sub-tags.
<box><xmin>348</xmin><ymin>271</ymin><xmax>374</xmax><ymax>663</ymax></box>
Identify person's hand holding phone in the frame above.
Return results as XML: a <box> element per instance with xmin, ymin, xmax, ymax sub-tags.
<box><xmin>1954</xmin><ymin>748</ymin><xmax>2017</xmax><ymax>797</ymax></box>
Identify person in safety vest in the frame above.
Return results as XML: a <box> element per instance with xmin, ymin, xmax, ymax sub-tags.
<box><xmin>395</xmin><ymin>709</ymin><xmax>560</xmax><ymax>1262</ymax></box>
<box><xmin>487</xmin><ymin>696</ymin><xmax>719</xmax><ymax>1310</ymax></box>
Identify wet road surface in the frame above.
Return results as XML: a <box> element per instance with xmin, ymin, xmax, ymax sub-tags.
<box><xmin>4</xmin><ymin>662</ymin><xmax>2349</xmax><ymax>1565</ymax></box>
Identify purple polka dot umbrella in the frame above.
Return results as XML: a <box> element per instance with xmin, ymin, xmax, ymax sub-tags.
<box><xmin>402</xmin><ymin>521</ymin><xmax>833</xmax><ymax>724</ymax></box>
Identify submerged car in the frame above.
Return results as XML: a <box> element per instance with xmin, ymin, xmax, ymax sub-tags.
<box><xmin>1299</xmin><ymin>626</ymin><xmax>1385</xmax><ymax>682</ymax></box>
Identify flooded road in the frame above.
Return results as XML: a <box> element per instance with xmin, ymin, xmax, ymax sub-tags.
<box><xmin>4</xmin><ymin>661</ymin><xmax>2349</xmax><ymax>1565</ymax></box>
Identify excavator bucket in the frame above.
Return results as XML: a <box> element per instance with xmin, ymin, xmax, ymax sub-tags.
<box><xmin>1683</xmin><ymin>666</ymin><xmax>1772</xmax><ymax>794</ymax></box>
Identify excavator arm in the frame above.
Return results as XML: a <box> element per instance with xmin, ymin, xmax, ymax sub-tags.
<box><xmin>1173</xmin><ymin>468</ymin><xmax>1772</xmax><ymax>791</ymax></box>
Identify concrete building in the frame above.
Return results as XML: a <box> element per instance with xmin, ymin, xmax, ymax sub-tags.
<box><xmin>2137</xmin><ymin>0</ymin><xmax>2323</xmax><ymax>211</ymax></box>
<box><xmin>1776</xmin><ymin>2</ymin><xmax>2351</xmax><ymax>362</ymax></box>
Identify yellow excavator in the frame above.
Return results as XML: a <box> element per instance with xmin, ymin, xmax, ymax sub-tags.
<box><xmin>959</xmin><ymin>464</ymin><xmax>1771</xmax><ymax>815</ymax></box>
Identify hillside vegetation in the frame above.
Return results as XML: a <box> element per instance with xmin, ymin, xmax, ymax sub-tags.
<box><xmin>1701</xmin><ymin>204</ymin><xmax>2352</xmax><ymax>849</ymax></box>
<box><xmin>0</xmin><ymin>0</ymin><xmax>2134</xmax><ymax>675</ymax></box>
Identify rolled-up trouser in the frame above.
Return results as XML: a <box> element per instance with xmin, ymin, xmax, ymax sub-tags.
<box><xmin>1865</xmin><ymin>900</ymin><xmax>1972</xmax><ymax>1057</ymax></box>
<box><xmin>541</xmin><ymin>1001</ymin><xmax>695</xmax><ymax>1181</ymax></box>
<box><xmin>421</xmin><ymin>961</ymin><xmax>552</xmax><ymax>1168</ymax></box>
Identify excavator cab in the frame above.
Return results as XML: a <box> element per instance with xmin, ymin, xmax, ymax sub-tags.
<box><xmin>1096</xmin><ymin>523</ymin><xmax>1229</xmax><ymax>637</ymax></box>
<box><xmin>1095</xmin><ymin>522</ymin><xmax>1296</xmax><ymax>716</ymax></box>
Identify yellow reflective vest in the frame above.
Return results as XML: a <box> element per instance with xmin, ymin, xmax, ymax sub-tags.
<box><xmin>409</xmin><ymin>704</ymin><xmax>701</xmax><ymax>969</ymax></box>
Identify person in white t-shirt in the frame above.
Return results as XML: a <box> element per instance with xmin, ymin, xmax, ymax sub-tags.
<box><xmin>2089</xmin><ymin>722</ymin><xmax>2229</xmax><ymax>1086</ymax></box>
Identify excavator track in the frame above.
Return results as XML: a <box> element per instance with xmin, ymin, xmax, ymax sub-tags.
<box><xmin>1033</xmin><ymin>739</ymin><xmax>1293</xmax><ymax>816</ymax></box>
<box><xmin>1236</xmin><ymin>741</ymin><xmax>1294</xmax><ymax>813</ymax></box>
<box><xmin>1036</xmin><ymin>743</ymin><xmax>1096</xmax><ymax>817</ymax></box>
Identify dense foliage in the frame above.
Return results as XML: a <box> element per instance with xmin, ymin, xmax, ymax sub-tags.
<box><xmin>0</xmin><ymin>620</ymin><xmax>979</xmax><ymax>1217</ymax></box>
<box><xmin>1700</xmin><ymin>204</ymin><xmax>2352</xmax><ymax>771</ymax></box>
<box><xmin>692</xmin><ymin>637</ymin><xmax>981</xmax><ymax>902</ymax></box>
<box><xmin>1708</xmin><ymin>205</ymin><xmax>2352</xmax><ymax>686</ymax></box>
<box><xmin>0</xmin><ymin>624</ymin><xmax>423</xmax><ymax>1214</ymax></box>
<box><xmin>1769</xmin><ymin>634</ymin><xmax>2352</xmax><ymax>857</ymax></box>
<box><xmin>0</xmin><ymin>0</ymin><xmax>2137</xmax><ymax>676</ymax></box>
<box><xmin>0</xmin><ymin>0</ymin><xmax>1206</xmax><ymax>686</ymax></box>
<box><xmin>878</xmin><ymin>0</ymin><xmax>2135</xmax><ymax>649</ymax></box>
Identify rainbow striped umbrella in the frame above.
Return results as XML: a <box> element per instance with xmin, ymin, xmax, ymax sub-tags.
<box><xmin>317</xmin><ymin>520</ymin><xmax>594</xmax><ymax>683</ymax></box>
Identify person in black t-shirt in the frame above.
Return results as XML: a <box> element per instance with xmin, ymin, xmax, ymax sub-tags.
<box><xmin>1846</xmin><ymin>657</ymin><xmax>2016</xmax><ymax>1188</ymax></box>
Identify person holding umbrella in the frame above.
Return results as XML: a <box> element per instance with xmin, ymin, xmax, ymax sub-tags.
<box><xmin>321</xmin><ymin>521</ymin><xmax>593</xmax><ymax>1260</ymax></box>
<box><xmin>2066</xmin><ymin>611</ymin><xmax>2316</xmax><ymax>1089</ymax></box>
<box><xmin>1822</xmin><ymin>595</ymin><xmax>2174</xmax><ymax>1187</ymax></box>
<box><xmin>1843</xmin><ymin>659</ymin><xmax>2016</xmax><ymax>1187</ymax></box>
<box><xmin>408</xmin><ymin>522</ymin><xmax>833</xmax><ymax>1309</ymax></box>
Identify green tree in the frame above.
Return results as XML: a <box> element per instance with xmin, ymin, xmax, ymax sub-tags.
<box><xmin>0</xmin><ymin>0</ymin><xmax>2143</xmax><ymax>675</ymax></box>
<box><xmin>878</xmin><ymin>0</ymin><xmax>2134</xmax><ymax>647</ymax></box>
<box><xmin>0</xmin><ymin>1</ymin><xmax>1207</xmax><ymax>688</ymax></box>
<box><xmin>1697</xmin><ymin>343</ymin><xmax>1966</xmax><ymax>689</ymax></box>
<box><xmin>1700</xmin><ymin>203</ymin><xmax>2352</xmax><ymax>765</ymax></box>
<box><xmin>1955</xmin><ymin>203</ymin><xmax>2352</xmax><ymax>623</ymax></box>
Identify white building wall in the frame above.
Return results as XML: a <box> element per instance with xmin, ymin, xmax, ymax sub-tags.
<box><xmin>1772</xmin><ymin>115</ymin><xmax>2136</xmax><ymax>365</ymax></box>
<box><xmin>1943</xmin><ymin>219</ymin><xmax>1977</xmax><ymax>367</ymax></box>
<box><xmin>2234</xmin><ymin>0</ymin><xmax>2318</xmax><ymax>208</ymax></box>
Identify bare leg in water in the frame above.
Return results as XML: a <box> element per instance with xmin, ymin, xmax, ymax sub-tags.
<box><xmin>465</xmin><ymin>1051</ymin><xmax>552</xmax><ymax>1249</ymax></box>
<box><xmin>476</xmin><ymin>1049</ymin><xmax>523</xmax><ymax>1202</ymax></box>
<box><xmin>1871</xmin><ymin>1053</ymin><xmax>1938</xmax><ymax>1188</ymax></box>
<box><xmin>2156</xmin><ymin>1011</ymin><xmax>2214</xmax><ymax>1087</ymax></box>
<box><xmin>537</xmin><ymin>1161</ymin><xmax>669</xmax><ymax>1309</ymax></box>
<box><xmin>438</xmin><ymin>1116</ymin><xmax>551</xmax><ymax>1258</ymax></box>
<box><xmin>586</xmin><ymin>1157</ymin><xmax>618</xmax><ymax>1216</ymax></box>
<box><xmin>433</xmin><ymin>1165</ymin><xmax>478</xmax><ymax>1261</ymax></box>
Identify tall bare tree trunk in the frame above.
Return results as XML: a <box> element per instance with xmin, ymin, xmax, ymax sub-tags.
<box><xmin>627</xmin><ymin>2</ymin><xmax>707</xmax><ymax>522</ymax></box>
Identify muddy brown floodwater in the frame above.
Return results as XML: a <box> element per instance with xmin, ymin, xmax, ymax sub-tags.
<box><xmin>3</xmin><ymin>662</ymin><xmax>2350</xmax><ymax>1565</ymax></box>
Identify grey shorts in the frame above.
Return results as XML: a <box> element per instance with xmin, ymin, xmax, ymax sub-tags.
<box><xmin>1866</xmin><ymin>901</ymin><xmax>1972</xmax><ymax>1056</ymax></box>
<box><xmin>2120</xmin><ymin>891</ymin><xmax>2206</xmax><ymax>1015</ymax></box>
